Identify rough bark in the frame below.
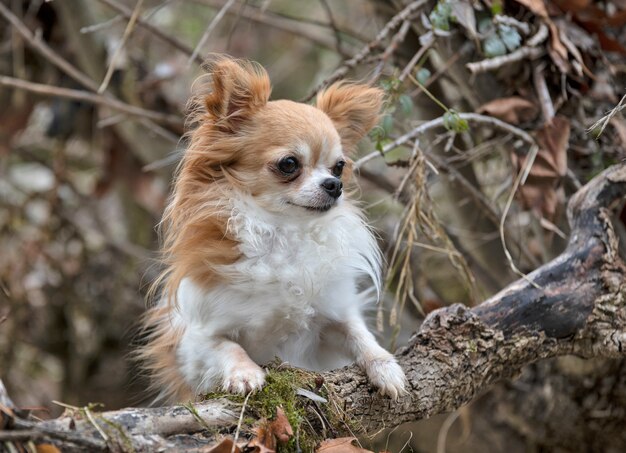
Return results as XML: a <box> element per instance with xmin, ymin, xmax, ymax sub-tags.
<box><xmin>2</xmin><ymin>164</ymin><xmax>626</xmax><ymax>451</ymax></box>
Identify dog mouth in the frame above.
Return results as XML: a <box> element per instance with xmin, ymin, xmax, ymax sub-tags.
<box><xmin>288</xmin><ymin>201</ymin><xmax>335</xmax><ymax>212</ymax></box>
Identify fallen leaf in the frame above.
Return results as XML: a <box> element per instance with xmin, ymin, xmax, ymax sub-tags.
<box><xmin>250</xmin><ymin>421</ymin><xmax>276</xmax><ymax>452</ymax></box>
<box><xmin>512</xmin><ymin>116</ymin><xmax>570</xmax><ymax>220</ymax></box>
<box><xmin>269</xmin><ymin>407</ymin><xmax>293</xmax><ymax>444</ymax></box>
<box><xmin>36</xmin><ymin>445</ymin><xmax>62</xmax><ymax>453</ymax></box>
<box><xmin>514</xmin><ymin>0</ymin><xmax>548</xmax><ymax>17</ymax></box>
<box><xmin>556</xmin><ymin>21</ymin><xmax>588</xmax><ymax>77</ymax></box>
<box><xmin>248</xmin><ymin>407</ymin><xmax>293</xmax><ymax>452</ymax></box>
<box><xmin>296</xmin><ymin>387</ymin><xmax>328</xmax><ymax>403</ymax></box>
<box><xmin>477</xmin><ymin>97</ymin><xmax>538</xmax><ymax>124</ymax></box>
<box><xmin>317</xmin><ymin>437</ymin><xmax>375</xmax><ymax>453</ymax></box>
<box><xmin>547</xmin><ymin>20</ymin><xmax>570</xmax><ymax>73</ymax></box>
<box><xmin>552</xmin><ymin>0</ymin><xmax>591</xmax><ymax>13</ymax></box>
<box><xmin>450</xmin><ymin>1</ymin><xmax>477</xmax><ymax>39</ymax></box>
<box><xmin>206</xmin><ymin>438</ymin><xmax>242</xmax><ymax>453</ymax></box>
<box><xmin>552</xmin><ymin>1</ymin><xmax>626</xmax><ymax>54</ymax></box>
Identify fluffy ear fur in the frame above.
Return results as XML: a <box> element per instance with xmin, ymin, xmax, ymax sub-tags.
<box><xmin>203</xmin><ymin>56</ymin><xmax>271</xmax><ymax>131</ymax></box>
<box><xmin>316</xmin><ymin>82</ymin><xmax>384</xmax><ymax>152</ymax></box>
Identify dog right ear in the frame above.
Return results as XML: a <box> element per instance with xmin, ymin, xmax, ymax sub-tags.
<box><xmin>203</xmin><ymin>56</ymin><xmax>271</xmax><ymax>132</ymax></box>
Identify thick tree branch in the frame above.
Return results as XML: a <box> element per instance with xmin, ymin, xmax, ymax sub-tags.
<box><xmin>325</xmin><ymin>163</ymin><xmax>626</xmax><ymax>431</ymax></box>
<box><xmin>2</xmin><ymin>164</ymin><xmax>626</xmax><ymax>451</ymax></box>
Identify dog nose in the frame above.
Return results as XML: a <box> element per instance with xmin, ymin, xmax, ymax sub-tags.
<box><xmin>321</xmin><ymin>178</ymin><xmax>343</xmax><ymax>199</ymax></box>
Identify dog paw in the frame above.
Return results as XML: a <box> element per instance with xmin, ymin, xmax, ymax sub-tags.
<box><xmin>222</xmin><ymin>363</ymin><xmax>266</xmax><ymax>394</ymax></box>
<box><xmin>364</xmin><ymin>356</ymin><xmax>408</xmax><ymax>400</ymax></box>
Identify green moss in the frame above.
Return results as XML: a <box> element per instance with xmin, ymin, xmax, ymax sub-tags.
<box><xmin>200</xmin><ymin>368</ymin><xmax>325</xmax><ymax>452</ymax></box>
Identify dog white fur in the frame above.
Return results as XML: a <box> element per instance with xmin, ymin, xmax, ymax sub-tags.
<box><xmin>139</xmin><ymin>56</ymin><xmax>407</xmax><ymax>402</ymax></box>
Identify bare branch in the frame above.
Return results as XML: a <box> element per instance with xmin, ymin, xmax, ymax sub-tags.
<box><xmin>98</xmin><ymin>0</ymin><xmax>144</xmax><ymax>93</ymax></box>
<box><xmin>399</xmin><ymin>31</ymin><xmax>434</xmax><ymax>82</ymax></box>
<box><xmin>0</xmin><ymin>1</ymin><xmax>99</xmax><ymax>91</ymax></box>
<box><xmin>188</xmin><ymin>0</ymin><xmax>237</xmax><ymax>66</ymax></box>
<box><xmin>370</xmin><ymin>20</ymin><xmax>412</xmax><ymax>82</ymax></box>
<box><xmin>319</xmin><ymin>0</ymin><xmax>344</xmax><ymax>55</ymax></box>
<box><xmin>533</xmin><ymin>63</ymin><xmax>555</xmax><ymax>124</ymax></box>
<box><xmin>196</xmin><ymin>0</ymin><xmax>353</xmax><ymax>57</ymax></box>
<box><xmin>302</xmin><ymin>0</ymin><xmax>429</xmax><ymax>101</ymax></box>
<box><xmin>355</xmin><ymin>112</ymin><xmax>537</xmax><ymax>169</ymax></box>
<box><xmin>0</xmin><ymin>76</ymin><xmax>182</xmax><ymax>127</ymax></box>
<box><xmin>97</xmin><ymin>0</ymin><xmax>202</xmax><ymax>64</ymax></box>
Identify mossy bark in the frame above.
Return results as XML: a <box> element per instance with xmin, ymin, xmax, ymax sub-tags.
<box><xmin>3</xmin><ymin>164</ymin><xmax>626</xmax><ymax>452</ymax></box>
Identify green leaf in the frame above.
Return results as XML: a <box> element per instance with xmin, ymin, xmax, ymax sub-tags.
<box><xmin>381</xmin><ymin>114</ymin><xmax>394</xmax><ymax>135</ymax></box>
<box><xmin>477</xmin><ymin>17</ymin><xmax>493</xmax><ymax>34</ymax></box>
<box><xmin>416</xmin><ymin>67</ymin><xmax>431</xmax><ymax>85</ymax></box>
<box><xmin>499</xmin><ymin>24</ymin><xmax>521</xmax><ymax>52</ymax></box>
<box><xmin>429</xmin><ymin>1</ymin><xmax>453</xmax><ymax>31</ymax></box>
<box><xmin>399</xmin><ymin>94</ymin><xmax>414</xmax><ymax>115</ymax></box>
<box><xmin>443</xmin><ymin>110</ymin><xmax>469</xmax><ymax>133</ymax></box>
<box><xmin>483</xmin><ymin>34</ymin><xmax>507</xmax><ymax>57</ymax></box>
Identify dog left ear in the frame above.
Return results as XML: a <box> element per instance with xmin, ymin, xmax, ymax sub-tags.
<box><xmin>316</xmin><ymin>82</ymin><xmax>384</xmax><ymax>153</ymax></box>
<box><xmin>203</xmin><ymin>56</ymin><xmax>271</xmax><ymax>132</ymax></box>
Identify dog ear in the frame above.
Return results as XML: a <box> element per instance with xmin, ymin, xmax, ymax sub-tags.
<box><xmin>316</xmin><ymin>82</ymin><xmax>384</xmax><ymax>152</ymax></box>
<box><xmin>203</xmin><ymin>56</ymin><xmax>271</xmax><ymax>132</ymax></box>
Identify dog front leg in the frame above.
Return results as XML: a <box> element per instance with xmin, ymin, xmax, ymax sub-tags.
<box><xmin>178</xmin><ymin>326</ymin><xmax>266</xmax><ymax>395</ymax></box>
<box><xmin>337</xmin><ymin>316</ymin><xmax>407</xmax><ymax>400</ymax></box>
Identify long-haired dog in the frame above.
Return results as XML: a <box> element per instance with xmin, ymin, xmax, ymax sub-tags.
<box><xmin>139</xmin><ymin>56</ymin><xmax>407</xmax><ymax>402</ymax></box>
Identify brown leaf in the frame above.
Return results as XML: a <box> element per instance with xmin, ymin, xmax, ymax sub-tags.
<box><xmin>316</xmin><ymin>437</ymin><xmax>375</xmax><ymax>453</ymax></box>
<box><xmin>514</xmin><ymin>0</ymin><xmax>548</xmax><ymax>17</ymax></box>
<box><xmin>247</xmin><ymin>406</ymin><xmax>293</xmax><ymax>452</ymax></box>
<box><xmin>547</xmin><ymin>20</ymin><xmax>570</xmax><ymax>73</ymax></box>
<box><xmin>36</xmin><ymin>445</ymin><xmax>62</xmax><ymax>453</ymax></box>
<box><xmin>554</xmin><ymin>2</ymin><xmax>626</xmax><ymax>54</ymax></box>
<box><xmin>269</xmin><ymin>407</ymin><xmax>293</xmax><ymax>444</ymax></box>
<box><xmin>477</xmin><ymin>97</ymin><xmax>538</xmax><ymax>124</ymax></box>
<box><xmin>251</xmin><ymin>421</ymin><xmax>276</xmax><ymax>452</ymax></box>
<box><xmin>512</xmin><ymin>116</ymin><xmax>570</xmax><ymax>220</ymax></box>
<box><xmin>539</xmin><ymin>117</ymin><xmax>569</xmax><ymax>175</ymax></box>
<box><xmin>205</xmin><ymin>438</ymin><xmax>242</xmax><ymax>453</ymax></box>
<box><xmin>552</xmin><ymin>0</ymin><xmax>591</xmax><ymax>13</ymax></box>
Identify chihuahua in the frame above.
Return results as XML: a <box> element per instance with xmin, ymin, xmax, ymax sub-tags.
<box><xmin>139</xmin><ymin>56</ymin><xmax>407</xmax><ymax>402</ymax></box>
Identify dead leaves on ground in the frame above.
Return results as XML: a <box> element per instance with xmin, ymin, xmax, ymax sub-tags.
<box><xmin>477</xmin><ymin>97</ymin><xmax>539</xmax><ymax>124</ymax></box>
<box><xmin>477</xmin><ymin>92</ymin><xmax>571</xmax><ymax>221</ymax></box>
<box><xmin>207</xmin><ymin>407</ymin><xmax>292</xmax><ymax>453</ymax></box>
<box><xmin>512</xmin><ymin>116</ymin><xmax>570</xmax><ymax>220</ymax></box>
<box><xmin>206</xmin><ymin>408</ymin><xmax>388</xmax><ymax>452</ymax></box>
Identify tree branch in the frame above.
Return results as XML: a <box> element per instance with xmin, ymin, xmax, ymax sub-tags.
<box><xmin>2</xmin><ymin>163</ymin><xmax>626</xmax><ymax>450</ymax></box>
<box><xmin>326</xmin><ymin>163</ymin><xmax>626</xmax><ymax>430</ymax></box>
<box><xmin>0</xmin><ymin>76</ymin><xmax>182</xmax><ymax>127</ymax></box>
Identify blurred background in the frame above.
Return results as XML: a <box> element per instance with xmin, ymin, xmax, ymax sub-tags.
<box><xmin>1</xmin><ymin>0</ymin><xmax>626</xmax><ymax>451</ymax></box>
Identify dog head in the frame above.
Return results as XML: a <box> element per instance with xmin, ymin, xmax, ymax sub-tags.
<box><xmin>183</xmin><ymin>56</ymin><xmax>384</xmax><ymax>216</ymax></box>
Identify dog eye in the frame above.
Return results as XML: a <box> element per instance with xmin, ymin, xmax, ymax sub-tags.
<box><xmin>332</xmin><ymin>161</ymin><xmax>345</xmax><ymax>177</ymax></box>
<box><xmin>278</xmin><ymin>156</ymin><xmax>299</xmax><ymax>174</ymax></box>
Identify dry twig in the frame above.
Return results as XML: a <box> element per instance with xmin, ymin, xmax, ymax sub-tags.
<box><xmin>97</xmin><ymin>0</ymin><xmax>201</xmax><ymax>63</ymax></box>
<box><xmin>98</xmin><ymin>0</ymin><xmax>145</xmax><ymax>93</ymax></box>
<box><xmin>188</xmin><ymin>0</ymin><xmax>237</xmax><ymax>65</ymax></box>
<box><xmin>355</xmin><ymin>112</ymin><xmax>536</xmax><ymax>169</ymax></box>
<box><xmin>197</xmin><ymin>0</ymin><xmax>352</xmax><ymax>56</ymax></box>
<box><xmin>587</xmin><ymin>93</ymin><xmax>626</xmax><ymax>138</ymax></box>
<box><xmin>0</xmin><ymin>76</ymin><xmax>182</xmax><ymax>127</ymax></box>
<box><xmin>533</xmin><ymin>63</ymin><xmax>555</xmax><ymax>124</ymax></box>
<box><xmin>302</xmin><ymin>0</ymin><xmax>429</xmax><ymax>101</ymax></box>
